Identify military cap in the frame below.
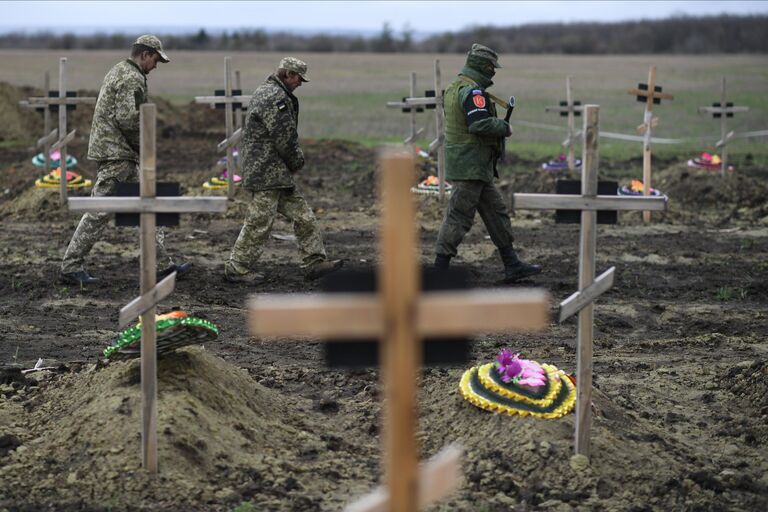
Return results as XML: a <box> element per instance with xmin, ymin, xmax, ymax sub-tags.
<box><xmin>467</xmin><ymin>43</ymin><xmax>501</xmax><ymax>68</ymax></box>
<box><xmin>278</xmin><ymin>57</ymin><xmax>310</xmax><ymax>82</ymax></box>
<box><xmin>134</xmin><ymin>34</ymin><xmax>170</xmax><ymax>63</ymax></box>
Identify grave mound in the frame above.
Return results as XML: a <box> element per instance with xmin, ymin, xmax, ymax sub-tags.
<box><xmin>0</xmin><ymin>347</ymin><xmax>376</xmax><ymax>511</ymax></box>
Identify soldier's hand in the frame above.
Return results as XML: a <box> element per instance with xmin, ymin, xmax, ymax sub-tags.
<box><xmin>506</xmin><ymin>123</ymin><xmax>513</xmax><ymax>137</ymax></box>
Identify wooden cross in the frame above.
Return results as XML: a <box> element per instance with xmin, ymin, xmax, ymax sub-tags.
<box><xmin>194</xmin><ymin>57</ymin><xmax>252</xmax><ymax>199</ymax></box>
<box><xmin>20</xmin><ymin>58</ymin><xmax>97</xmax><ymax>205</ymax></box>
<box><xmin>545</xmin><ymin>75</ymin><xmax>583</xmax><ymax>171</ymax></box>
<box><xmin>386</xmin><ymin>61</ymin><xmax>452</xmax><ymax>199</ymax></box>
<box><xmin>249</xmin><ymin>148</ymin><xmax>550</xmax><ymax>511</ymax></box>
<box><xmin>698</xmin><ymin>76</ymin><xmax>750</xmax><ymax>176</ymax></box>
<box><xmin>68</xmin><ymin>104</ymin><xmax>228</xmax><ymax>473</ymax></box>
<box><xmin>626</xmin><ymin>66</ymin><xmax>674</xmax><ymax>223</ymax></box>
<box><xmin>512</xmin><ymin>105</ymin><xmax>667</xmax><ymax>457</ymax></box>
<box><xmin>19</xmin><ymin>71</ymin><xmax>54</xmax><ymax>173</ymax></box>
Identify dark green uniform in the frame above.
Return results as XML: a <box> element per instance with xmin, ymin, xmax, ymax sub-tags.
<box><xmin>435</xmin><ymin>44</ymin><xmax>542</xmax><ymax>282</ymax></box>
<box><xmin>435</xmin><ymin>53</ymin><xmax>514</xmax><ymax>258</ymax></box>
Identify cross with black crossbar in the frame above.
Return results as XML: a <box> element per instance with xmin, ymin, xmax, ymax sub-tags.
<box><xmin>249</xmin><ymin>148</ymin><xmax>550</xmax><ymax>512</ymax></box>
<box><xmin>19</xmin><ymin>58</ymin><xmax>97</xmax><ymax>205</ymax></box>
<box><xmin>68</xmin><ymin>104</ymin><xmax>228</xmax><ymax>473</ymax></box>
<box><xmin>194</xmin><ymin>57</ymin><xmax>252</xmax><ymax>198</ymax></box>
<box><xmin>512</xmin><ymin>104</ymin><xmax>668</xmax><ymax>457</ymax></box>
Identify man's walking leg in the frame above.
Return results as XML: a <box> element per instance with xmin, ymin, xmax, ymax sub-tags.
<box><xmin>434</xmin><ymin>180</ymin><xmax>483</xmax><ymax>268</ymax></box>
<box><xmin>60</xmin><ymin>160</ymin><xmax>135</xmax><ymax>284</ymax></box>
<box><xmin>224</xmin><ymin>190</ymin><xmax>279</xmax><ymax>283</ymax></box>
<box><xmin>477</xmin><ymin>183</ymin><xmax>541</xmax><ymax>282</ymax></box>
<box><xmin>279</xmin><ymin>188</ymin><xmax>342</xmax><ymax>280</ymax></box>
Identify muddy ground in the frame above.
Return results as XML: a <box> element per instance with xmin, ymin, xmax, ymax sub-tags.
<box><xmin>1</xmin><ymin>83</ymin><xmax>767</xmax><ymax>511</ymax></box>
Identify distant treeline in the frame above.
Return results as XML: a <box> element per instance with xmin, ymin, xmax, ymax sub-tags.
<box><xmin>2</xmin><ymin>15</ymin><xmax>767</xmax><ymax>54</ymax></box>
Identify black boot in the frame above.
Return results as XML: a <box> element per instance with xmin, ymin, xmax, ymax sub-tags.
<box><xmin>434</xmin><ymin>254</ymin><xmax>451</xmax><ymax>270</ymax></box>
<box><xmin>499</xmin><ymin>246</ymin><xmax>542</xmax><ymax>283</ymax></box>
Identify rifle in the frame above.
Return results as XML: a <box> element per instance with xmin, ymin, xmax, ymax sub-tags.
<box><xmin>500</xmin><ymin>95</ymin><xmax>515</xmax><ymax>163</ymax></box>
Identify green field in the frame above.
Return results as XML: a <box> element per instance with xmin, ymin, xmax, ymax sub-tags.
<box><xmin>2</xmin><ymin>50</ymin><xmax>767</xmax><ymax>162</ymax></box>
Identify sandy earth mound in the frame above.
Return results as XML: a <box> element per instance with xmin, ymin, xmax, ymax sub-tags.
<box><xmin>0</xmin><ymin>347</ymin><xmax>378</xmax><ymax>511</ymax></box>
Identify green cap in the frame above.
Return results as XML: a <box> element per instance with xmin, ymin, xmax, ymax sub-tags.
<box><xmin>467</xmin><ymin>43</ymin><xmax>501</xmax><ymax>68</ymax></box>
<box><xmin>279</xmin><ymin>57</ymin><xmax>310</xmax><ymax>82</ymax></box>
<box><xmin>134</xmin><ymin>34</ymin><xmax>170</xmax><ymax>63</ymax></box>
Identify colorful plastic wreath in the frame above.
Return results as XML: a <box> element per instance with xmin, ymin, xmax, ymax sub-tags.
<box><xmin>541</xmin><ymin>154</ymin><xmax>581</xmax><ymax>172</ymax></box>
<box><xmin>32</xmin><ymin>151</ymin><xmax>78</xmax><ymax>169</ymax></box>
<box><xmin>411</xmin><ymin>175</ymin><xmax>452</xmax><ymax>196</ymax></box>
<box><xmin>34</xmin><ymin>168</ymin><xmax>92</xmax><ymax>189</ymax></box>
<box><xmin>459</xmin><ymin>349</ymin><xmax>576</xmax><ymax>419</ymax></box>
<box><xmin>617</xmin><ymin>179</ymin><xmax>663</xmax><ymax>197</ymax></box>
<box><xmin>104</xmin><ymin>311</ymin><xmax>219</xmax><ymax>360</ymax></box>
<box><xmin>203</xmin><ymin>169</ymin><xmax>242</xmax><ymax>190</ymax></box>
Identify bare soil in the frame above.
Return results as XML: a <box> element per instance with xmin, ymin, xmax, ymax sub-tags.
<box><xmin>1</xmin><ymin>83</ymin><xmax>767</xmax><ymax>511</ymax></box>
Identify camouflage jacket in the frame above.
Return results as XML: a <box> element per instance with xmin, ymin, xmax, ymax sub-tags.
<box><xmin>87</xmin><ymin>59</ymin><xmax>147</xmax><ymax>163</ymax></box>
<box><xmin>241</xmin><ymin>74</ymin><xmax>304</xmax><ymax>192</ymax></box>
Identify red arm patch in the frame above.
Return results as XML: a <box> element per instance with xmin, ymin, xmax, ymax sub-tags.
<box><xmin>472</xmin><ymin>94</ymin><xmax>486</xmax><ymax>108</ymax></box>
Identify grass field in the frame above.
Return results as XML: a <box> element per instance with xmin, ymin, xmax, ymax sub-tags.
<box><xmin>2</xmin><ymin>50</ymin><xmax>767</xmax><ymax>161</ymax></box>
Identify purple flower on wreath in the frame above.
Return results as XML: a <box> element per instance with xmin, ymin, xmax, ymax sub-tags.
<box><xmin>496</xmin><ymin>348</ymin><xmax>522</xmax><ymax>383</ymax></box>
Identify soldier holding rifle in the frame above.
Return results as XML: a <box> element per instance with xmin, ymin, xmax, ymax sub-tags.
<box><xmin>434</xmin><ymin>43</ymin><xmax>542</xmax><ymax>283</ymax></box>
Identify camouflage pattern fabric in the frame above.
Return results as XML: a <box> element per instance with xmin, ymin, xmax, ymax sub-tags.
<box><xmin>87</xmin><ymin>60</ymin><xmax>147</xmax><ymax>163</ymax></box>
<box><xmin>225</xmin><ymin>188</ymin><xmax>326</xmax><ymax>275</ymax></box>
<box><xmin>240</xmin><ymin>75</ymin><xmax>304</xmax><ymax>192</ymax></box>
<box><xmin>61</xmin><ymin>160</ymin><xmax>172</xmax><ymax>273</ymax></box>
<box><xmin>435</xmin><ymin>180</ymin><xmax>515</xmax><ymax>258</ymax></box>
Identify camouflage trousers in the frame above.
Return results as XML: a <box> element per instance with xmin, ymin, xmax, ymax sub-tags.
<box><xmin>435</xmin><ymin>179</ymin><xmax>515</xmax><ymax>258</ymax></box>
<box><xmin>61</xmin><ymin>160</ymin><xmax>172</xmax><ymax>273</ymax></box>
<box><xmin>226</xmin><ymin>187</ymin><xmax>326</xmax><ymax>274</ymax></box>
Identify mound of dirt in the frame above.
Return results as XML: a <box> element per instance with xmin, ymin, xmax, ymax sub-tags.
<box><xmin>657</xmin><ymin>165</ymin><xmax>768</xmax><ymax>225</ymax></box>
<box><xmin>0</xmin><ymin>347</ymin><xmax>378</xmax><ymax>511</ymax></box>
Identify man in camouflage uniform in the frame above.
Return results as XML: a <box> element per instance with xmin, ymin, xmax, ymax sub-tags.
<box><xmin>60</xmin><ymin>35</ymin><xmax>190</xmax><ymax>285</ymax></box>
<box><xmin>434</xmin><ymin>44</ymin><xmax>542</xmax><ymax>283</ymax></box>
<box><xmin>224</xmin><ymin>57</ymin><xmax>342</xmax><ymax>283</ymax></box>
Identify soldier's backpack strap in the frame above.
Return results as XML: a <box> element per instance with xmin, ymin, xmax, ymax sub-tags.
<box><xmin>457</xmin><ymin>74</ymin><xmax>508</xmax><ymax>110</ymax></box>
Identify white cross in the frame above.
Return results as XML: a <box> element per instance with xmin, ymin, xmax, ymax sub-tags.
<box><xmin>512</xmin><ymin>104</ymin><xmax>667</xmax><ymax>457</ymax></box>
<box><xmin>194</xmin><ymin>57</ymin><xmax>252</xmax><ymax>199</ymax></box>
<box><xmin>249</xmin><ymin>148</ymin><xmax>550</xmax><ymax>512</ymax></box>
<box><xmin>544</xmin><ymin>75</ymin><xmax>583</xmax><ymax>171</ymax></box>
<box><xmin>68</xmin><ymin>104</ymin><xmax>228</xmax><ymax>473</ymax></box>
<box><xmin>20</xmin><ymin>58</ymin><xmax>97</xmax><ymax>205</ymax></box>
<box><xmin>625</xmin><ymin>66</ymin><xmax>674</xmax><ymax>223</ymax></box>
<box><xmin>698</xmin><ymin>76</ymin><xmax>751</xmax><ymax>175</ymax></box>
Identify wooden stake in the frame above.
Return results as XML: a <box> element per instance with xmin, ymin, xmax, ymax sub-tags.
<box><xmin>641</xmin><ymin>67</ymin><xmax>657</xmax><ymax>223</ymax></box>
<box><xmin>379</xmin><ymin>148</ymin><xmax>420</xmax><ymax>512</ymax></box>
<box><xmin>139</xmin><ymin>104</ymin><xmax>158</xmax><ymax>474</ymax></box>
<box><xmin>43</xmin><ymin>71</ymin><xmax>51</xmax><ymax>173</ymax></box>
<box><xmin>58</xmin><ymin>58</ymin><xmax>68</xmax><ymax>206</ymax></box>
<box><xmin>719</xmin><ymin>76</ymin><xmax>728</xmax><ymax>176</ymax></box>
<box><xmin>575</xmin><ymin>105</ymin><xmax>599</xmax><ymax>457</ymax></box>
<box><xmin>224</xmin><ymin>57</ymin><xmax>235</xmax><ymax>199</ymax></box>
<box><xmin>566</xmin><ymin>76</ymin><xmax>576</xmax><ymax>172</ymax></box>
<box><xmin>409</xmin><ymin>72</ymin><xmax>417</xmax><ymax>144</ymax></box>
<box><xmin>434</xmin><ymin>60</ymin><xmax>446</xmax><ymax>202</ymax></box>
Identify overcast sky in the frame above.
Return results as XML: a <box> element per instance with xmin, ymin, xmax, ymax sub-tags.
<box><xmin>2</xmin><ymin>1</ymin><xmax>767</xmax><ymax>34</ymax></box>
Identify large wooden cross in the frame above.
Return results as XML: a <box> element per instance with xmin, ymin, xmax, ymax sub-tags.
<box><xmin>20</xmin><ymin>58</ymin><xmax>97</xmax><ymax>205</ymax></box>
<box><xmin>545</xmin><ymin>75</ymin><xmax>583</xmax><ymax>172</ymax></box>
<box><xmin>194</xmin><ymin>57</ymin><xmax>252</xmax><ymax>198</ymax></box>
<box><xmin>512</xmin><ymin>104</ymin><xmax>667</xmax><ymax>457</ymax></box>
<box><xmin>698</xmin><ymin>76</ymin><xmax>750</xmax><ymax>176</ymax></box>
<box><xmin>249</xmin><ymin>148</ymin><xmax>550</xmax><ymax>511</ymax></box>
<box><xmin>625</xmin><ymin>65</ymin><xmax>674</xmax><ymax>223</ymax></box>
<box><xmin>68</xmin><ymin>104</ymin><xmax>228</xmax><ymax>473</ymax></box>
